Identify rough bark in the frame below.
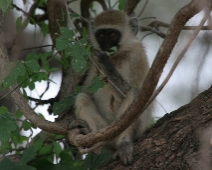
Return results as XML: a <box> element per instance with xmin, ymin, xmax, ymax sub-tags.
<box><xmin>47</xmin><ymin>0</ymin><xmax>67</xmax><ymax>46</ymax></box>
<box><xmin>101</xmin><ymin>86</ymin><xmax>212</xmax><ymax>169</ymax></box>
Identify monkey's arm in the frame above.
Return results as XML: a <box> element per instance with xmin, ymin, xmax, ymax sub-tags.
<box><xmin>94</xmin><ymin>51</ymin><xmax>131</xmax><ymax>97</ymax></box>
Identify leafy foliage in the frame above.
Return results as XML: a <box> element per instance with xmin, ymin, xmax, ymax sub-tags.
<box><xmin>0</xmin><ymin>107</ymin><xmax>17</xmax><ymax>144</ymax></box>
<box><xmin>0</xmin><ymin>158</ymin><xmax>36</xmax><ymax>170</ymax></box>
<box><xmin>53</xmin><ymin>95</ymin><xmax>75</xmax><ymax>115</ymax></box>
<box><xmin>83</xmin><ymin>151</ymin><xmax>112</xmax><ymax>170</ymax></box>
<box><xmin>0</xmin><ymin>1</ymin><xmax>126</xmax><ymax>169</ymax></box>
<box><xmin>118</xmin><ymin>0</ymin><xmax>126</xmax><ymax>10</ymax></box>
<box><xmin>87</xmin><ymin>76</ymin><xmax>105</xmax><ymax>93</ymax></box>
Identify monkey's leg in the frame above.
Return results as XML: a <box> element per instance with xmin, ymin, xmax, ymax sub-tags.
<box><xmin>113</xmin><ymin>127</ymin><xmax>134</xmax><ymax>165</ymax></box>
<box><xmin>113</xmin><ymin>90</ymin><xmax>135</xmax><ymax>165</ymax></box>
<box><xmin>74</xmin><ymin>93</ymin><xmax>108</xmax><ymax>132</ymax></box>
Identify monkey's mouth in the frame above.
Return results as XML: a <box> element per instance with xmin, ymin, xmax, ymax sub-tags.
<box><xmin>100</xmin><ymin>46</ymin><xmax>118</xmax><ymax>55</ymax></box>
<box><xmin>107</xmin><ymin>46</ymin><xmax>118</xmax><ymax>55</ymax></box>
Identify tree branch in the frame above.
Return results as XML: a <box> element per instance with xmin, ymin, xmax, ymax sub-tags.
<box><xmin>102</xmin><ymin>85</ymin><xmax>212</xmax><ymax>169</ymax></box>
<box><xmin>146</xmin><ymin>6</ymin><xmax>211</xmax><ymax>111</ymax></box>
<box><xmin>124</xmin><ymin>0</ymin><xmax>141</xmax><ymax>15</ymax></box>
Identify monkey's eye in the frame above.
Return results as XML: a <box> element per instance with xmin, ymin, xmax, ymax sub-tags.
<box><xmin>98</xmin><ymin>33</ymin><xmax>105</xmax><ymax>39</ymax></box>
<box><xmin>110</xmin><ymin>33</ymin><xmax>117</xmax><ymax>39</ymax></box>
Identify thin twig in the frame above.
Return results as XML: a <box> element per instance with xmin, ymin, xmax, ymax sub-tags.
<box><xmin>40</xmin><ymin>80</ymin><xmax>51</xmax><ymax>99</ymax></box>
<box><xmin>28</xmin><ymin>96</ymin><xmax>56</xmax><ymax>104</ymax></box>
<box><xmin>68</xmin><ymin>7</ymin><xmax>90</xmax><ymax>24</ymax></box>
<box><xmin>21</xmin><ymin>45</ymin><xmax>53</xmax><ymax>51</ymax></box>
<box><xmin>191</xmin><ymin>32</ymin><xmax>211</xmax><ymax>98</ymax></box>
<box><xmin>11</xmin><ymin>3</ymin><xmax>28</xmax><ymax>16</ymax></box>
<box><xmin>140</xmin><ymin>25</ymin><xmax>166</xmax><ymax>38</ymax></box>
<box><xmin>148</xmin><ymin>20</ymin><xmax>212</xmax><ymax>30</ymax></box>
<box><xmin>137</xmin><ymin>0</ymin><xmax>149</xmax><ymax>18</ymax></box>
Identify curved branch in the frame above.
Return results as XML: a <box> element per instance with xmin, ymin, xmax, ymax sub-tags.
<box><xmin>148</xmin><ymin>20</ymin><xmax>212</xmax><ymax>30</ymax></box>
<box><xmin>68</xmin><ymin>0</ymin><xmax>208</xmax><ymax>148</ymax></box>
<box><xmin>80</xmin><ymin>0</ymin><xmax>108</xmax><ymax>19</ymax></box>
<box><xmin>124</xmin><ymin>0</ymin><xmax>141</xmax><ymax>15</ymax></box>
<box><xmin>9</xmin><ymin>88</ymin><xmax>68</xmax><ymax>134</ymax></box>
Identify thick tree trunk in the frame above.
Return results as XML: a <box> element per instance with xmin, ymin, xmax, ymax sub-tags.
<box><xmin>101</xmin><ymin>86</ymin><xmax>212</xmax><ymax>170</ymax></box>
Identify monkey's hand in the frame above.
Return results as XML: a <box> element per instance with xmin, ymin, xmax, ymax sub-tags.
<box><xmin>94</xmin><ymin>50</ymin><xmax>131</xmax><ymax>98</ymax></box>
<box><xmin>68</xmin><ymin>119</ymin><xmax>91</xmax><ymax>135</ymax></box>
<box><xmin>113</xmin><ymin>141</ymin><xmax>133</xmax><ymax>165</ymax></box>
<box><xmin>94</xmin><ymin>50</ymin><xmax>111</xmax><ymax>65</ymax></box>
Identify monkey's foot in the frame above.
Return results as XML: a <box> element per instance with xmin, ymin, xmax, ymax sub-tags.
<box><xmin>113</xmin><ymin>141</ymin><xmax>133</xmax><ymax>165</ymax></box>
<box><xmin>68</xmin><ymin>119</ymin><xmax>91</xmax><ymax>135</ymax></box>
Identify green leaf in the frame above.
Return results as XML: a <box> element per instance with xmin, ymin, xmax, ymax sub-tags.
<box><xmin>26</xmin><ymin>53</ymin><xmax>40</xmax><ymax>61</ymax></box>
<box><xmin>56</xmin><ymin>27</ymin><xmax>74</xmax><ymax>51</ymax></box>
<box><xmin>0</xmin><ymin>158</ymin><xmax>18</xmax><ymax>170</ymax></box>
<box><xmin>21</xmin><ymin>146</ymin><xmax>37</xmax><ymax>165</ymax></box>
<box><xmin>33</xmin><ymin>136</ymin><xmax>43</xmax><ymax>152</ymax></box>
<box><xmin>2</xmin><ymin>61</ymin><xmax>26</xmax><ymax>88</ymax></box>
<box><xmin>59</xmin><ymin>151</ymin><xmax>74</xmax><ymax>165</ymax></box>
<box><xmin>25</xmin><ymin>60</ymin><xmax>40</xmax><ymax>74</ymax></box>
<box><xmin>67</xmin><ymin>43</ymin><xmax>89</xmax><ymax>73</ymax></box>
<box><xmin>10</xmin><ymin>129</ymin><xmax>21</xmax><ymax>145</ymax></box>
<box><xmin>71</xmin><ymin>55</ymin><xmax>88</xmax><ymax>73</ymax></box>
<box><xmin>83</xmin><ymin>150</ymin><xmax>112</xmax><ymax>170</ymax></box>
<box><xmin>38</xmin><ymin>144</ymin><xmax>53</xmax><ymax>155</ymax></box>
<box><xmin>19</xmin><ymin>136</ymin><xmax>28</xmax><ymax>142</ymax></box>
<box><xmin>28</xmin><ymin>81</ymin><xmax>35</xmax><ymax>90</ymax></box>
<box><xmin>0</xmin><ymin>108</ymin><xmax>17</xmax><ymax>143</ymax></box>
<box><xmin>39</xmin><ymin>51</ymin><xmax>53</xmax><ymax>73</ymax></box>
<box><xmin>18</xmin><ymin>165</ymin><xmax>36</xmax><ymax>170</ymax></box>
<box><xmin>108</xmin><ymin>46</ymin><xmax>118</xmax><ymax>55</ymax></box>
<box><xmin>40</xmin><ymin>21</ymin><xmax>49</xmax><ymax>36</ymax></box>
<box><xmin>118</xmin><ymin>0</ymin><xmax>126</xmax><ymax>10</ymax></box>
<box><xmin>68</xmin><ymin>43</ymin><xmax>90</xmax><ymax>58</ymax></box>
<box><xmin>0</xmin><ymin>143</ymin><xmax>10</xmax><ymax>154</ymax></box>
<box><xmin>52</xmin><ymin>134</ymin><xmax>65</xmax><ymax>140</ymax></box>
<box><xmin>87</xmin><ymin>76</ymin><xmax>105</xmax><ymax>93</ymax></box>
<box><xmin>0</xmin><ymin>158</ymin><xmax>36</xmax><ymax>170</ymax></box>
<box><xmin>22</xmin><ymin>120</ymin><xmax>32</xmax><ymax>131</ymax></box>
<box><xmin>16</xmin><ymin>16</ymin><xmax>29</xmax><ymax>34</ymax></box>
<box><xmin>59</xmin><ymin>151</ymin><xmax>83</xmax><ymax>169</ymax></box>
<box><xmin>11</xmin><ymin>132</ymin><xmax>28</xmax><ymax>146</ymax></box>
<box><xmin>53</xmin><ymin>95</ymin><xmax>75</xmax><ymax>115</ymax></box>
<box><xmin>15</xmin><ymin>110</ymin><xmax>23</xmax><ymax>119</ymax></box>
<box><xmin>32</xmin><ymin>159</ymin><xmax>74</xmax><ymax>170</ymax></box>
<box><xmin>0</xmin><ymin>0</ymin><xmax>12</xmax><ymax>13</ymax></box>
<box><xmin>0</xmin><ymin>106</ymin><xmax>8</xmax><ymax>114</ymax></box>
<box><xmin>17</xmin><ymin>72</ymin><xmax>29</xmax><ymax>88</ymax></box>
<box><xmin>53</xmin><ymin>142</ymin><xmax>62</xmax><ymax>156</ymax></box>
<box><xmin>32</xmin><ymin>72</ymin><xmax>48</xmax><ymax>82</ymax></box>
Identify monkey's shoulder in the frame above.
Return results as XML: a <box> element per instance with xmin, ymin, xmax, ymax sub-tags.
<box><xmin>112</xmin><ymin>41</ymin><xmax>146</xmax><ymax>64</ymax></box>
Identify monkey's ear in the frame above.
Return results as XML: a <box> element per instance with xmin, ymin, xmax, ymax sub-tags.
<box><xmin>129</xmin><ymin>17</ymin><xmax>139</xmax><ymax>36</ymax></box>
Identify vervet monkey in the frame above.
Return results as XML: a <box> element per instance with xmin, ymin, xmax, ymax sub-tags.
<box><xmin>70</xmin><ymin>10</ymin><xmax>153</xmax><ymax>165</ymax></box>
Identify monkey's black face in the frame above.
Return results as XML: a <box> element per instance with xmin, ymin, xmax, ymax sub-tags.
<box><xmin>95</xmin><ymin>29</ymin><xmax>121</xmax><ymax>52</ymax></box>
